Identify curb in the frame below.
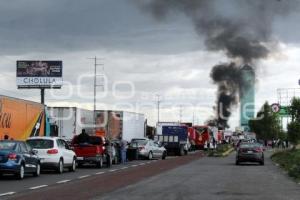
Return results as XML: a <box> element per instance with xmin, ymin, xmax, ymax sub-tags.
<box><xmin>221</xmin><ymin>147</ymin><xmax>234</xmax><ymax>157</ymax></box>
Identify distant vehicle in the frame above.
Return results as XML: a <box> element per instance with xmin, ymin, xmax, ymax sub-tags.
<box><xmin>27</xmin><ymin>137</ymin><xmax>76</xmax><ymax>173</ymax></box>
<box><xmin>71</xmin><ymin>135</ymin><xmax>110</xmax><ymax>168</ymax></box>
<box><xmin>0</xmin><ymin>140</ymin><xmax>40</xmax><ymax>179</ymax></box>
<box><xmin>236</xmin><ymin>142</ymin><xmax>264</xmax><ymax>165</ymax></box>
<box><xmin>193</xmin><ymin>126</ymin><xmax>211</xmax><ymax>150</ymax></box>
<box><xmin>129</xmin><ymin>138</ymin><xmax>167</xmax><ymax>160</ymax></box>
<box><xmin>155</xmin><ymin>125</ymin><xmax>189</xmax><ymax>156</ymax></box>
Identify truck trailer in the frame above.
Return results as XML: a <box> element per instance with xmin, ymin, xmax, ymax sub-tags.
<box><xmin>47</xmin><ymin>107</ymin><xmax>94</xmax><ymax>140</ymax></box>
<box><xmin>94</xmin><ymin>110</ymin><xmax>145</xmax><ymax>141</ymax></box>
<box><xmin>0</xmin><ymin>95</ymin><xmax>49</xmax><ymax>140</ymax></box>
<box><xmin>155</xmin><ymin>123</ymin><xmax>189</xmax><ymax>156</ymax></box>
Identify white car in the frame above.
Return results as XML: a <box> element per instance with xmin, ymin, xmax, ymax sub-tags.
<box><xmin>27</xmin><ymin>137</ymin><xmax>76</xmax><ymax>173</ymax></box>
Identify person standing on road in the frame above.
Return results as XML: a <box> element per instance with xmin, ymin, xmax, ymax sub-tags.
<box><xmin>120</xmin><ymin>139</ymin><xmax>127</xmax><ymax>164</ymax></box>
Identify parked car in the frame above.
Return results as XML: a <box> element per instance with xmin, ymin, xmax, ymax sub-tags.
<box><xmin>236</xmin><ymin>142</ymin><xmax>264</xmax><ymax>165</ymax></box>
<box><xmin>27</xmin><ymin>137</ymin><xmax>76</xmax><ymax>173</ymax></box>
<box><xmin>0</xmin><ymin>140</ymin><xmax>40</xmax><ymax>179</ymax></box>
<box><xmin>129</xmin><ymin>138</ymin><xmax>167</xmax><ymax>160</ymax></box>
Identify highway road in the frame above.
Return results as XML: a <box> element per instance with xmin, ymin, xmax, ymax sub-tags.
<box><xmin>1</xmin><ymin>150</ymin><xmax>300</xmax><ymax>200</ymax></box>
<box><xmin>97</xmin><ymin>150</ymin><xmax>300</xmax><ymax>200</ymax></box>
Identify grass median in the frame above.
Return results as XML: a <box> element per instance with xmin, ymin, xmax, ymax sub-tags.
<box><xmin>207</xmin><ymin>144</ymin><xmax>234</xmax><ymax>157</ymax></box>
<box><xmin>271</xmin><ymin>149</ymin><xmax>300</xmax><ymax>181</ymax></box>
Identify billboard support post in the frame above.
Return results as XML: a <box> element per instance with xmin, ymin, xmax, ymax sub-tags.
<box><xmin>41</xmin><ymin>88</ymin><xmax>45</xmax><ymax>104</ymax></box>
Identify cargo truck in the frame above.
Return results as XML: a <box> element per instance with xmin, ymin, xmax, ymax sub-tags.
<box><xmin>155</xmin><ymin>124</ymin><xmax>189</xmax><ymax>156</ymax></box>
<box><xmin>94</xmin><ymin>110</ymin><xmax>145</xmax><ymax>162</ymax></box>
<box><xmin>47</xmin><ymin>107</ymin><xmax>94</xmax><ymax>140</ymax></box>
<box><xmin>94</xmin><ymin>110</ymin><xmax>145</xmax><ymax>141</ymax></box>
<box><xmin>0</xmin><ymin>95</ymin><xmax>49</xmax><ymax>140</ymax></box>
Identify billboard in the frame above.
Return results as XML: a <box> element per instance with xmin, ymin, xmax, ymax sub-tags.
<box><xmin>16</xmin><ymin>60</ymin><xmax>63</xmax><ymax>88</ymax></box>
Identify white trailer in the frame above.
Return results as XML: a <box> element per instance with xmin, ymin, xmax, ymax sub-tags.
<box><xmin>47</xmin><ymin>107</ymin><xmax>94</xmax><ymax>140</ymax></box>
<box><xmin>95</xmin><ymin>110</ymin><xmax>145</xmax><ymax>142</ymax></box>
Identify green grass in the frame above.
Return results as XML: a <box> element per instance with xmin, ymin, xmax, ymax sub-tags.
<box><xmin>271</xmin><ymin>149</ymin><xmax>300</xmax><ymax>181</ymax></box>
<box><xmin>208</xmin><ymin>144</ymin><xmax>233</xmax><ymax>157</ymax></box>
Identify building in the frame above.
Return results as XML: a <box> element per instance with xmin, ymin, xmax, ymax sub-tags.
<box><xmin>240</xmin><ymin>65</ymin><xmax>255</xmax><ymax>131</ymax></box>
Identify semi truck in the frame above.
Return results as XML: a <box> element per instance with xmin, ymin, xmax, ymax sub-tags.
<box><xmin>94</xmin><ymin>110</ymin><xmax>145</xmax><ymax>141</ymax></box>
<box><xmin>47</xmin><ymin>107</ymin><xmax>94</xmax><ymax>140</ymax></box>
<box><xmin>155</xmin><ymin>123</ymin><xmax>189</xmax><ymax>156</ymax></box>
<box><xmin>0</xmin><ymin>95</ymin><xmax>49</xmax><ymax>140</ymax></box>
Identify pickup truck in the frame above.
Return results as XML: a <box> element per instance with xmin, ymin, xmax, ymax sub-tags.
<box><xmin>71</xmin><ymin>135</ymin><xmax>111</xmax><ymax>168</ymax></box>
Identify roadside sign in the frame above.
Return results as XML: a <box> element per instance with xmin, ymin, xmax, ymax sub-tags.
<box><xmin>271</xmin><ymin>103</ymin><xmax>280</xmax><ymax>113</ymax></box>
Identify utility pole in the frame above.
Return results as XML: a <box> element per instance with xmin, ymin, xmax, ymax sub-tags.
<box><xmin>156</xmin><ymin>94</ymin><xmax>161</xmax><ymax>125</ymax></box>
<box><xmin>88</xmin><ymin>57</ymin><xmax>104</xmax><ymax>134</ymax></box>
<box><xmin>192</xmin><ymin>111</ymin><xmax>195</xmax><ymax>125</ymax></box>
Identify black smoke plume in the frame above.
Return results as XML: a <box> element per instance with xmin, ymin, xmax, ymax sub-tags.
<box><xmin>134</xmin><ymin>0</ymin><xmax>298</xmax><ymax>128</ymax></box>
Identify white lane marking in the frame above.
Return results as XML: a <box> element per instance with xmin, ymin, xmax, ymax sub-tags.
<box><xmin>30</xmin><ymin>185</ymin><xmax>48</xmax><ymax>190</ymax></box>
<box><xmin>120</xmin><ymin>167</ymin><xmax>128</xmax><ymax>170</ymax></box>
<box><xmin>109</xmin><ymin>169</ymin><xmax>117</xmax><ymax>172</ymax></box>
<box><xmin>131</xmin><ymin>164</ymin><xmax>138</xmax><ymax>167</ymax></box>
<box><xmin>78</xmin><ymin>175</ymin><xmax>90</xmax><ymax>179</ymax></box>
<box><xmin>139</xmin><ymin>163</ymin><xmax>146</xmax><ymax>165</ymax></box>
<box><xmin>146</xmin><ymin>161</ymin><xmax>151</xmax><ymax>164</ymax></box>
<box><xmin>56</xmin><ymin>180</ymin><xmax>71</xmax><ymax>184</ymax></box>
<box><xmin>0</xmin><ymin>192</ymin><xmax>16</xmax><ymax>197</ymax></box>
<box><xmin>95</xmin><ymin>171</ymin><xmax>105</xmax><ymax>175</ymax></box>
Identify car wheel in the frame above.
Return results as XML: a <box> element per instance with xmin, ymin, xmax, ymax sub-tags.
<box><xmin>57</xmin><ymin>159</ymin><xmax>64</xmax><ymax>174</ymax></box>
<box><xmin>69</xmin><ymin>158</ymin><xmax>76</xmax><ymax>172</ymax></box>
<box><xmin>148</xmin><ymin>152</ymin><xmax>153</xmax><ymax>160</ymax></box>
<box><xmin>16</xmin><ymin>164</ymin><xmax>25</xmax><ymax>180</ymax></box>
<box><xmin>33</xmin><ymin>163</ymin><xmax>41</xmax><ymax>177</ymax></box>
<box><xmin>162</xmin><ymin>151</ymin><xmax>167</xmax><ymax>160</ymax></box>
<box><xmin>235</xmin><ymin>160</ymin><xmax>239</xmax><ymax>165</ymax></box>
<box><xmin>260</xmin><ymin>160</ymin><xmax>264</xmax><ymax>165</ymax></box>
<box><xmin>96</xmin><ymin>157</ymin><xmax>103</xmax><ymax>168</ymax></box>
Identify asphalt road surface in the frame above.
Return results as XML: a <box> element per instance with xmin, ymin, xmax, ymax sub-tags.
<box><xmin>97</xmin><ymin>150</ymin><xmax>300</xmax><ymax>200</ymax></box>
<box><xmin>2</xmin><ymin>150</ymin><xmax>300</xmax><ymax>200</ymax></box>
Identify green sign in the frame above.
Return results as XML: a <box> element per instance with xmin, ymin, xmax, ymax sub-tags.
<box><xmin>278</xmin><ymin>106</ymin><xmax>290</xmax><ymax>117</ymax></box>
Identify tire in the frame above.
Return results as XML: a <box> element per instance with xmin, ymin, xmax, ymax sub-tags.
<box><xmin>184</xmin><ymin>150</ymin><xmax>188</xmax><ymax>155</ymax></box>
<box><xmin>162</xmin><ymin>151</ymin><xmax>167</xmax><ymax>160</ymax></box>
<box><xmin>57</xmin><ymin>159</ymin><xmax>64</xmax><ymax>174</ymax></box>
<box><xmin>260</xmin><ymin>160</ymin><xmax>265</xmax><ymax>165</ymax></box>
<box><xmin>16</xmin><ymin>164</ymin><xmax>25</xmax><ymax>180</ymax></box>
<box><xmin>179</xmin><ymin>147</ymin><xmax>185</xmax><ymax>156</ymax></box>
<box><xmin>235</xmin><ymin>160</ymin><xmax>239</xmax><ymax>165</ymax></box>
<box><xmin>148</xmin><ymin>152</ymin><xmax>153</xmax><ymax>160</ymax></box>
<box><xmin>69</xmin><ymin>158</ymin><xmax>76</xmax><ymax>172</ymax></box>
<box><xmin>33</xmin><ymin>163</ymin><xmax>41</xmax><ymax>177</ymax></box>
<box><xmin>96</xmin><ymin>157</ymin><xmax>103</xmax><ymax>168</ymax></box>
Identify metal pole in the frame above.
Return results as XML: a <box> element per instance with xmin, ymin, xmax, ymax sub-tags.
<box><xmin>41</xmin><ymin>88</ymin><xmax>45</xmax><ymax>104</ymax></box>
<box><xmin>156</xmin><ymin>95</ymin><xmax>160</xmax><ymax>124</ymax></box>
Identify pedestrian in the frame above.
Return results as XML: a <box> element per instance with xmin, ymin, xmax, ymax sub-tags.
<box><xmin>120</xmin><ymin>139</ymin><xmax>127</xmax><ymax>164</ymax></box>
<box><xmin>77</xmin><ymin>129</ymin><xmax>90</xmax><ymax>144</ymax></box>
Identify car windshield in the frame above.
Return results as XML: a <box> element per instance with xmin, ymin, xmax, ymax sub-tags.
<box><xmin>0</xmin><ymin>141</ymin><xmax>16</xmax><ymax>150</ymax></box>
<box><xmin>130</xmin><ymin>139</ymin><xmax>147</xmax><ymax>147</ymax></box>
<box><xmin>27</xmin><ymin>139</ymin><xmax>54</xmax><ymax>149</ymax></box>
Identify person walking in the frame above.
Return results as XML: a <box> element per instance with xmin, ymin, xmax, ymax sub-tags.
<box><xmin>120</xmin><ymin>139</ymin><xmax>127</xmax><ymax>164</ymax></box>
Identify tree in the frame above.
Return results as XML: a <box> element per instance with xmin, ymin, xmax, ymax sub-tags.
<box><xmin>287</xmin><ymin>97</ymin><xmax>300</xmax><ymax>146</ymax></box>
<box><xmin>249</xmin><ymin>101</ymin><xmax>282</xmax><ymax>140</ymax></box>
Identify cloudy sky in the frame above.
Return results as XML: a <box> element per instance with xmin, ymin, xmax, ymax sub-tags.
<box><xmin>0</xmin><ymin>0</ymin><xmax>300</xmax><ymax>128</ymax></box>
